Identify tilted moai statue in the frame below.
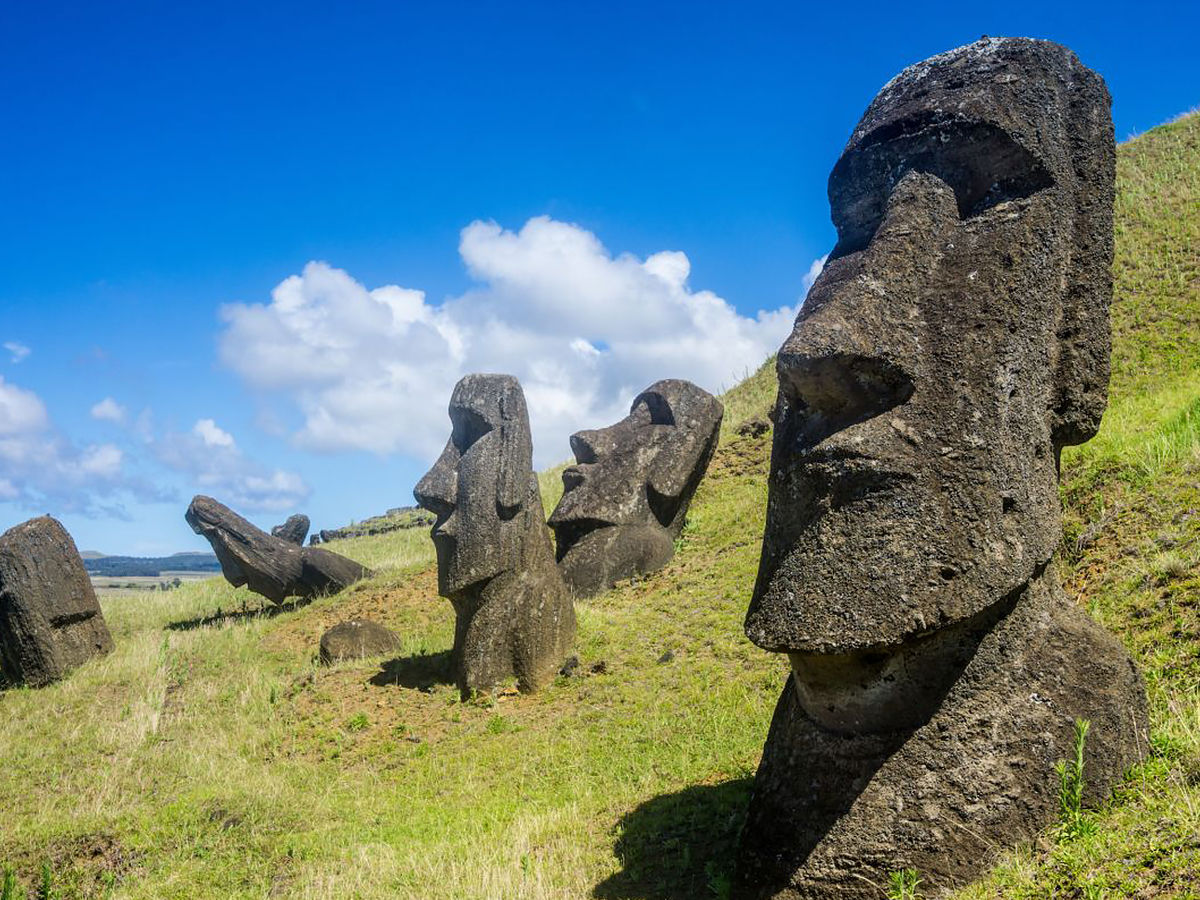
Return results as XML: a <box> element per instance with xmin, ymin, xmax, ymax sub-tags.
<box><xmin>0</xmin><ymin>516</ymin><xmax>114</xmax><ymax>687</ymax></box>
<box><xmin>415</xmin><ymin>374</ymin><xmax>575</xmax><ymax>696</ymax></box>
<box><xmin>735</xmin><ymin>38</ymin><xmax>1148</xmax><ymax>898</ymax></box>
<box><xmin>548</xmin><ymin>379</ymin><xmax>723</xmax><ymax>596</ymax></box>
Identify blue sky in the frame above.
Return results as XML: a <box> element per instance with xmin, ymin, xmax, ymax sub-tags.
<box><xmin>1</xmin><ymin>0</ymin><xmax>1196</xmax><ymax>555</ymax></box>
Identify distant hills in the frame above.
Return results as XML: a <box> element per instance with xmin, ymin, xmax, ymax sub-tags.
<box><xmin>83</xmin><ymin>552</ymin><xmax>220</xmax><ymax>577</ymax></box>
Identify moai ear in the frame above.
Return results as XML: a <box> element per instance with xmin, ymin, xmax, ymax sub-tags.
<box><xmin>1050</xmin><ymin>58</ymin><xmax>1114</xmax><ymax>451</ymax></box>
<box><xmin>495</xmin><ymin>382</ymin><xmax>533</xmax><ymax>515</ymax></box>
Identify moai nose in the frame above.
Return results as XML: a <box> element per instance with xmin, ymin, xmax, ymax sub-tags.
<box><xmin>777</xmin><ymin>350</ymin><xmax>915</xmax><ymax>448</ymax></box>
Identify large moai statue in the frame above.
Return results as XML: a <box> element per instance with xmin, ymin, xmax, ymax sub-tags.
<box><xmin>0</xmin><ymin>516</ymin><xmax>114</xmax><ymax>687</ymax></box>
<box><xmin>548</xmin><ymin>379</ymin><xmax>723</xmax><ymax>597</ymax></box>
<box><xmin>735</xmin><ymin>38</ymin><xmax>1148</xmax><ymax>898</ymax></box>
<box><xmin>415</xmin><ymin>374</ymin><xmax>575</xmax><ymax>696</ymax></box>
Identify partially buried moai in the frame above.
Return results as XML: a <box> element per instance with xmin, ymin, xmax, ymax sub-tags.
<box><xmin>415</xmin><ymin>374</ymin><xmax>575</xmax><ymax>696</ymax></box>
<box><xmin>735</xmin><ymin>38</ymin><xmax>1148</xmax><ymax>898</ymax></box>
<box><xmin>548</xmin><ymin>379</ymin><xmax>723</xmax><ymax>597</ymax></box>
<box><xmin>0</xmin><ymin>516</ymin><xmax>114</xmax><ymax>687</ymax></box>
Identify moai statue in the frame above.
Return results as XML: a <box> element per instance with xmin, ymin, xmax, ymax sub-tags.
<box><xmin>0</xmin><ymin>516</ymin><xmax>114</xmax><ymax>687</ymax></box>
<box><xmin>415</xmin><ymin>374</ymin><xmax>575</xmax><ymax>696</ymax></box>
<box><xmin>187</xmin><ymin>496</ymin><xmax>370</xmax><ymax>603</ymax></box>
<box><xmin>548</xmin><ymin>379</ymin><xmax>723</xmax><ymax>597</ymax></box>
<box><xmin>271</xmin><ymin>514</ymin><xmax>310</xmax><ymax>546</ymax></box>
<box><xmin>735</xmin><ymin>38</ymin><xmax>1148</xmax><ymax>898</ymax></box>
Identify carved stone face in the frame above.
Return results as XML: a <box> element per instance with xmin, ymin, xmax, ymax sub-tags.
<box><xmin>549</xmin><ymin>379</ymin><xmax>723</xmax><ymax>544</ymax></box>
<box><xmin>744</xmin><ymin>40</ymin><xmax>1114</xmax><ymax>710</ymax></box>
<box><xmin>414</xmin><ymin>374</ymin><xmax>535</xmax><ymax>597</ymax></box>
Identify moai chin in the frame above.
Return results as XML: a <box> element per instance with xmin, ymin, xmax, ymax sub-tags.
<box><xmin>735</xmin><ymin>38</ymin><xmax>1148</xmax><ymax>898</ymax></box>
<box><xmin>415</xmin><ymin>374</ymin><xmax>575</xmax><ymax>696</ymax></box>
<box><xmin>548</xmin><ymin>379</ymin><xmax>723</xmax><ymax>597</ymax></box>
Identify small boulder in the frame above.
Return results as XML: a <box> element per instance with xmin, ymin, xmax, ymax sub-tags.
<box><xmin>319</xmin><ymin>620</ymin><xmax>401</xmax><ymax>665</ymax></box>
<box><xmin>736</xmin><ymin>417</ymin><xmax>770</xmax><ymax>438</ymax></box>
<box><xmin>0</xmin><ymin>516</ymin><xmax>114</xmax><ymax>687</ymax></box>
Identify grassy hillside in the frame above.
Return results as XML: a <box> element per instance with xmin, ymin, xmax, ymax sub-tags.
<box><xmin>1</xmin><ymin>113</ymin><xmax>1198</xmax><ymax>899</ymax></box>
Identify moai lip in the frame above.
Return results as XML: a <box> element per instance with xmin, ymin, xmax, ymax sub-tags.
<box><xmin>414</xmin><ymin>374</ymin><xmax>575</xmax><ymax>697</ymax></box>
<box><xmin>548</xmin><ymin>379</ymin><xmax>723</xmax><ymax>597</ymax></box>
<box><xmin>735</xmin><ymin>37</ymin><xmax>1148</xmax><ymax>899</ymax></box>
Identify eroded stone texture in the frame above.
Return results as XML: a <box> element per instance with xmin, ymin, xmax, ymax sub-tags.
<box><xmin>735</xmin><ymin>38</ymin><xmax>1147</xmax><ymax>898</ymax></box>
<box><xmin>271</xmin><ymin>514</ymin><xmax>310</xmax><ymax>545</ymax></box>
<box><xmin>186</xmin><ymin>496</ymin><xmax>371</xmax><ymax>604</ymax></box>
<box><xmin>319</xmin><ymin>619</ymin><xmax>401</xmax><ymax>665</ymax></box>
<box><xmin>414</xmin><ymin>374</ymin><xmax>575</xmax><ymax>696</ymax></box>
<box><xmin>548</xmin><ymin>379</ymin><xmax>723</xmax><ymax>596</ymax></box>
<box><xmin>0</xmin><ymin>516</ymin><xmax>114</xmax><ymax>687</ymax></box>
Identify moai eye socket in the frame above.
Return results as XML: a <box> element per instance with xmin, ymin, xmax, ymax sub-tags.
<box><xmin>631</xmin><ymin>391</ymin><xmax>676</xmax><ymax>427</ymax></box>
<box><xmin>829</xmin><ymin>115</ymin><xmax>1055</xmax><ymax>257</ymax></box>
<box><xmin>450</xmin><ymin>407</ymin><xmax>493</xmax><ymax>455</ymax></box>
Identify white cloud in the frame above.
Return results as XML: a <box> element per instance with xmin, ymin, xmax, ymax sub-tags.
<box><xmin>219</xmin><ymin>216</ymin><xmax>800</xmax><ymax>465</ymax></box>
<box><xmin>154</xmin><ymin>418</ymin><xmax>309</xmax><ymax>513</ymax></box>
<box><xmin>801</xmin><ymin>254</ymin><xmax>828</xmax><ymax>298</ymax></box>
<box><xmin>90</xmin><ymin>396</ymin><xmax>127</xmax><ymax>424</ymax></box>
<box><xmin>193</xmin><ymin>418</ymin><xmax>235</xmax><ymax>448</ymax></box>
<box><xmin>0</xmin><ymin>376</ymin><xmax>128</xmax><ymax>513</ymax></box>
<box><xmin>4</xmin><ymin>341</ymin><xmax>31</xmax><ymax>364</ymax></box>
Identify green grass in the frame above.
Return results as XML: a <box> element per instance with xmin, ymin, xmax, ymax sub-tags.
<box><xmin>1</xmin><ymin>112</ymin><xmax>1198</xmax><ymax>899</ymax></box>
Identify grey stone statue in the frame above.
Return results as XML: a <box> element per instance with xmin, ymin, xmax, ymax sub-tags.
<box><xmin>548</xmin><ymin>379</ymin><xmax>723</xmax><ymax>597</ymax></box>
<box><xmin>415</xmin><ymin>374</ymin><xmax>575</xmax><ymax>696</ymax></box>
<box><xmin>735</xmin><ymin>38</ymin><xmax>1148</xmax><ymax>898</ymax></box>
<box><xmin>0</xmin><ymin>516</ymin><xmax>114</xmax><ymax>687</ymax></box>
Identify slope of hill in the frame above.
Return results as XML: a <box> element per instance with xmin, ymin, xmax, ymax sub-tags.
<box><xmin>0</xmin><ymin>113</ymin><xmax>1196</xmax><ymax>899</ymax></box>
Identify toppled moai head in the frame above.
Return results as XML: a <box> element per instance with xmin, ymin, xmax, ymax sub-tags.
<box><xmin>744</xmin><ymin>38</ymin><xmax>1114</xmax><ymax>728</ymax></box>
<box><xmin>414</xmin><ymin>374</ymin><xmax>538</xmax><ymax>597</ymax></box>
<box><xmin>548</xmin><ymin>379</ymin><xmax>723</xmax><ymax>595</ymax></box>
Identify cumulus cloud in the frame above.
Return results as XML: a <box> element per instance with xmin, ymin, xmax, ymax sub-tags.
<box><xmin>801</xmin><ymin>254</ymin><xmax>828</xmax><ymax>298</ymax></box>
<box><xmin>219</xmin><ymin>216</ymin><xmax>800</xmax><ymax>465</ymax></box>
<box><xmin>4</xmin><ymin>341</ymin><xmax>31</xmax><ymax>364</ymax></box>
<box><xmin>153</xmin><ymin>418</ymin><xmax>309</xmax><ymax>513</ymax></box>
<box><xmin>0</xmin><ymin>376</ymin><xmax>128</xmax><ymax>513</ymax></box>
<box><xmin>90</xmin><ymin>396</ymin><xmax>127</xmax><ymax>424</ymax></box>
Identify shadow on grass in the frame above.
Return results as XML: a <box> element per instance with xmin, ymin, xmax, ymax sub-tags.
<box><xmin>165</xmin><ymin>597</ymin><xmax>313</xmax><ymax>632</ymax></box>
<box><xmin>593</xmin><ymin>777</ymin><xmax>753</xmax><ymax>900</ymax></box>
<box><xmin>369</xmin><ymin>650</ymin><xmax>454</xmax><ymax>690</ymax></box>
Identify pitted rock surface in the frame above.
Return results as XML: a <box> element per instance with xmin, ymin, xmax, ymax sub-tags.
<box><xmin>319</xmin><ymin>620</ymin><xmax>401</xmax><ymax>665</ymax></box>
<box><xmin>414</xmin><ymin>374</ymin><xmax>575</xmax><ymax>696</ymax></box>
<box><xmin>735</xmin><ymin>37</ymin><xmax>1147</xmax><ymax>898</ymax></box>
<box><xmin>548</xmin><ymin>379</ymin><xmax>723</xmax><ymax>597</ymax></box>
<box><xmin>187</xmin><ymin>496</ymin><xmax>370</xmax><ymax>604</ymax></box>
<box><xmin>0</xmin><ymin>516</ymin><xmax>114</xmax><ymax>687</ymax></box>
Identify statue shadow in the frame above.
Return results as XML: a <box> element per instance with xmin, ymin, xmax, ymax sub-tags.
<box><xmin>369</xmin><ymin>650</ymin><xmax>454</xmax><ymax>690</ymax></box>
<box><xmin>165</xmin><ymin>597</ymin><xmax>313</xmax><ymax>632</ymax></box>
<box><xmin>592</xmin><ymin>777</ymin><xmax>753</xmax><ymax>900</ymax></box>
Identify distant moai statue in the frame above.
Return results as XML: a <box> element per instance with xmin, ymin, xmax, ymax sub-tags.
<box><xmin>415</xmin><ymin>374</ymin><xmax>575</xmax><ymax>696</ymax></box>
<box><xmin>735</xmin><ymin>38</ymin><xmax>1148</xmax><ymax>898</ymax></box>
<box><xmin>548</xmin><ymin>379</ymin><xmax>723</xmax><ymax>596</ymax></box>
<box><xmin>271</xmin><ymin>514</ymin><xmax>310</xmax><ymax>545</ymax></box>
<box><xmin>0</xmin><ymin>516</ymin><xmax>114</xmax><ymax>687</ymax></box>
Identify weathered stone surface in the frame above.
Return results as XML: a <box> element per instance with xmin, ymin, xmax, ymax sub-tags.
<box><xmin>414</xmin><ymin>374</ymin><xmax>575</xmax><ymax>696</ymax></box>
<box><xmin>548</xmin><ymin>379</ymin><xmax>722</xmax><ymax>597</ymax></box>
<box><xmin>186</xmin><ymin>496</ymin><xmax>371</xmax><ymax>604</ymax></box>
<box><xmin>270</xmin><ymin>514</ymin><xmax>310</xmax><ymax>545</ymax></box>
<box><xmin>0</xmin><ymin>516</ymin><xmax>114</xmax><ymax>687</ymax></box>
<box><xmin>319</xmin><ymin>619</ymin><xmax>401</xmax><ymax>665</ymax></box>
<box><xmin>735</xmin><ymin>38</ymin><xmax>1147</xmax><ymax>898</ymax></box>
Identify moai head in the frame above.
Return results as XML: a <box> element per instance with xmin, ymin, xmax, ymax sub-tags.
<box><xmin>548</xmin><ymin>379</ymin><xmax>723</xmax><ymax>595</ymax></box>
<box><xmin>414</xmin><ymin>374</ymin><xmax>538</xmax><ymax>597</ymax></box>
<box><xmin>744</xmin><ymin>38</ymin><xmax>1115</xmax><ymax>731</ymax></box>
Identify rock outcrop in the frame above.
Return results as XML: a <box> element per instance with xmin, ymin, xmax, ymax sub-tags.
<box><xmin>186</xmin><ymin>496</ymin><xmax>371</xmax><ymax>603</ymax></box>
<box><xmin>319</xmin><ymin>619</ymin><xmax>401</xmax><ymax>665</ymax></box>
<box><xmin>0</xmin><ymin>516</ymin><xmax>114</xmax><ymax>687</ymax></box>
<box><xmin>414</xmin><ymin>374</ymin><xmax>575</xmax><ymax>696</ymax></box>
<box><xmin>548</xmin><ymin>379</ymin><xmax>723</xmax><ymax>597</ymax></box>
<box><xmin>735</xmin><ymin>37</ymin><xmax>1147</xmax><ymax>898</ymax></box>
